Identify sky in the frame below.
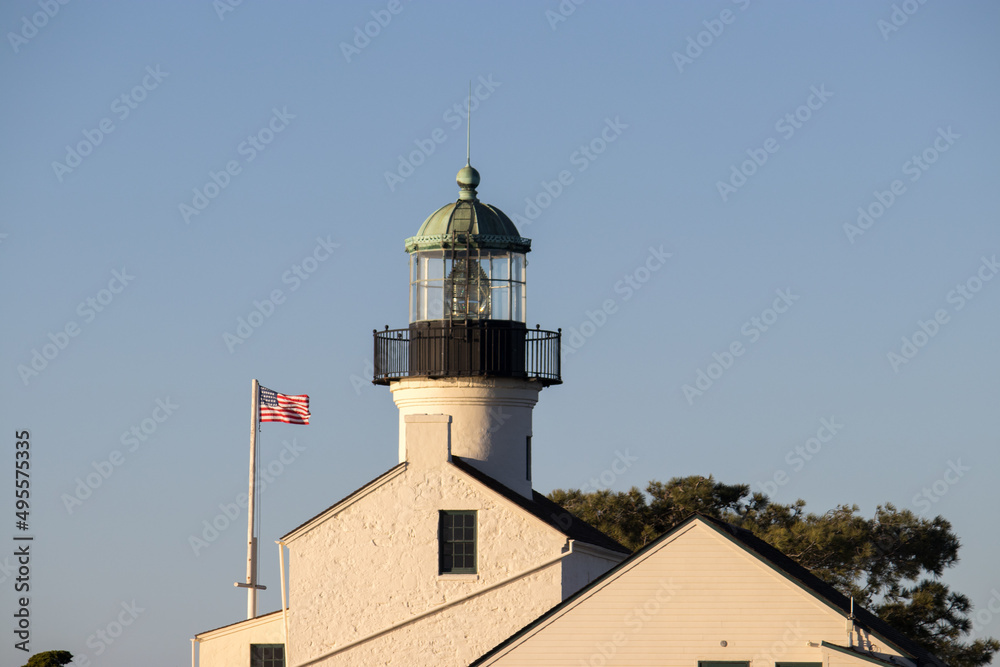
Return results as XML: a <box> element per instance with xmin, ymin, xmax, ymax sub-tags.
<box><xmin>1</xmin><ymin>1</ymin><xmax>999</xmax><ymax>665</ymax></box>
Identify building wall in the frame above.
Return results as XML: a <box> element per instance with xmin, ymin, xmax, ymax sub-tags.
<box><xmin>559</xmin><ymin>547</ymin><xmax>625</xmax><ymax>600</ymax></box>
<box><xmin>285</xmin><ymin>416</ymin><xmax>574</xmax><ymax>666</ymax></box>
<box><xmin>478</xmin><ymin>520</ymin><xmax>914</xmax><ymax>667</ymax></box>
<box><xmin>196</xmin><ymin>612</ymin><xmax>285</xmax><ymax>667</ymax></box>
<box><xmin>391</xmin><ymin>377</ymin><xmax>540</xmax><ymax>497</ymax></box>
<box><xmin>294</xmin><ymin>566</ymin><xmax>562</xmax><ymax>666</ymax></box>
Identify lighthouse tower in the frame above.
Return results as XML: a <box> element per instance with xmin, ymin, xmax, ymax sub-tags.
<box><xmin>373</xmin><ymin>162</ymin><xmax>561</xmax><ymax>498</ymax></box>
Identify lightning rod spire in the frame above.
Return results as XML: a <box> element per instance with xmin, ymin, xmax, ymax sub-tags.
<box><xmin>456</xmin><ymin>82</ymin><xmax>480</xmax><ymax>201</ymax></box>
<box><xmin>466</xmin><ymin>80</ymin><xmax>472</xmax><ymax>166</ymax></box>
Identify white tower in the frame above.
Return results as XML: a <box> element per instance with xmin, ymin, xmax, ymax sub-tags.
<box><xmin>373</xmin><ymin>163</ymin><xmax>561</xmax><ymax>497</ymax></box>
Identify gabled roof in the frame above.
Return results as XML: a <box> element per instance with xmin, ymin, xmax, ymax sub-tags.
<box><xmin>279</xmin><ymin>456</ymin><xmax>631</xmax><ymax>556</ymax></box>
<box><xmin>471</xmin><ymin>513</ymin><xmax>945</xmax><ymax>667</ymax></box>
<box><xmin>693</xmin><ymin>514</ymin><xmax>945</xmax><ymax>667</ymax></box>
<box><xmin>195</xmin><ymin>608</ymin><xmax>283</xmax><ymax>640</ymax></box>
<box><xmin>450</xmin><ymin>457</ymin><xmax>631</xmax><ymax>555</ymax></box>
<box><xmin>281</xmin><ymin>463</ymin><xmax>407</xmax><ymax>542</ymax></box>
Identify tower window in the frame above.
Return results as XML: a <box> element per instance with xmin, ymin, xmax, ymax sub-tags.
<box><xmin>250</xmin><ymin>644</ymin><xmax>284</xmax><ymax>667</ymax></box>
<box><xmin>439</xmin><ymin>510</ymin><xmax>477</xmax><ymax>574</ymax></box>
<box><xmin>526</xmin><ymin>436</ymin><xmax>532</xmax><ymax>481</ymax></box>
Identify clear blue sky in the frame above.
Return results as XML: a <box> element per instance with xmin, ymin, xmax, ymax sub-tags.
<box><xmin>2</xmin><ymin>1</ymin><xmax>998</xmax><ymax>665</ymax></box>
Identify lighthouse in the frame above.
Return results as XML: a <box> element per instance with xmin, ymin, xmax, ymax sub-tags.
<box><xmin>194</xmin><ymin>159</ymin><xmax>630</xmax><ymax>667</ymax></box>
<box><xmin>373</xmin><ymin>161</ymin><xmax>561</xmax><ymax>498</ymax></box>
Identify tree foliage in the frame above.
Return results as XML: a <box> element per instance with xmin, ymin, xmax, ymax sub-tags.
<box><xmin>548</xmin><ymin>475</ymin><xmax>999</xmax><ymax>667</ymax></box>
<box><xmin>22</xmin><ymin>651</ymin><xmax>73</xmax><ymax>667</ymax></box>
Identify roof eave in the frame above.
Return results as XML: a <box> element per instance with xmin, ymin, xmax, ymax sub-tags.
<box><xmin>404</xmin><ymin>234</ymin><xmax>531</xmax><ymax>254</ymax></box>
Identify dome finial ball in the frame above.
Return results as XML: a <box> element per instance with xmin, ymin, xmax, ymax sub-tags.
<box><xmin>457</xmin><ymin>164</ymin><xmax>480</xmax><ymax>189</ymax></box>
<box><xmin>456</xmin><ymin>164</ymin><xmax>480</xmax><ymax>201</ymax></box>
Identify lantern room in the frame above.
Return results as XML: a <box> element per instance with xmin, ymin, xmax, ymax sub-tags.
<box><xmin>407</xmin><ymin>165</ymin><xmax>529</xmax><ymax>324</ymax></box>
<box><xmin>373</xmin><ymin>163</ymin><xmax>561</xmax><ymax>386</ymax></box>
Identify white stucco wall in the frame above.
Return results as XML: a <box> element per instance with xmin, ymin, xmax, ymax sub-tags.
<box><xmin>283</xmin><ymin>414</ymin><xmax>576</xmax><ymax>666</ymax></box>
<box><xmin>391</xmin><ymin>377</ymin><xmax>540</xmax><ymax>497</ymax></box>
<box><xmin>294</xmin><ymin>566</ymin><xmax>562</xmax><ymax>666</ymax></box>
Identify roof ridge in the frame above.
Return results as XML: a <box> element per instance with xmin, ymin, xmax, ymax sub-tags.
<box><xmin>449</xmin><ymin>456</ymin><xmax>630</xmax><ymax>555</ymax></box>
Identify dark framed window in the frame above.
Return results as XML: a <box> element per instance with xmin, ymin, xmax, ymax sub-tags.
<box><xmin>250</xmin><ymin>644</ymin><xmax>284</xmax><ymax>667</ymax></box>
<box><xmin>439</xmin><ymin>510</ymin><xmax>477</xmax><ymax>574</ymax></box>
<box><xmin>526</xmin><ymin>436</ymin><xmax>532</xmax><ymax>481</ymax></box>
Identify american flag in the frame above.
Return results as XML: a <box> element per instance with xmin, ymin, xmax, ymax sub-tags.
<box><xmin>259</xmin><ymin>386</ymin><xmax>310</xmax><ymax>425</ymax></box>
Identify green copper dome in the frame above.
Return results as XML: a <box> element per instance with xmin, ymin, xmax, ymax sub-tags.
<box><xmin>404</xmin><ymin>165</ymin><xmax>531</xmax><ymax>254</ymax></box>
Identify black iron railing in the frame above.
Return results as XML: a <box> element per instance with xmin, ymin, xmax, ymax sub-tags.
<box><xmin>373</xmin><ymin>323</ymin><xmax>561</xmax><ymax>386</ymax></box>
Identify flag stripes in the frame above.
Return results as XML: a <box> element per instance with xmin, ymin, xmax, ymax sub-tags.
<box><xmin>259</xmin><ymin>386</ymin><xmax>310</xmax><ymax>424</ymax></box>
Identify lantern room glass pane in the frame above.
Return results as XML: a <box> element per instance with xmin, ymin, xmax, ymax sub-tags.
<box><xmin>511</xmin><ymin>254</ymin><xmax>525</xmax><ymax>282</ymax></box>
<box><xmin>512</xmin><ymin>282</ymin><xmax>525</xmax><ymax>322</ymax></box>
<box><xmin>410</xmin><ymin>249</ymin><xmax>527</xmax><ymax>323</ymax></box>
<box><xmin>492</xmin><ymin>256</ymin><xmax>509</xmax><ymax>281</ymax></box>
<box><xmin>425</xmin><ymin>253</ymin><xmax>444</xmax><ymax>281</ymax></box>
<box><xmin>423</xmin><ymin>282</ymin><xmax>443</xmax><ymax>320</ymax></box>
<box><xmin>491</xmin><ymin>284</ymin><xmax>510</xmax><ymax>320</ymax></box>
<box><xmin>410</xmin><ymin>282</ymin><xmax>420</xmax><ymax>322</ymax></box>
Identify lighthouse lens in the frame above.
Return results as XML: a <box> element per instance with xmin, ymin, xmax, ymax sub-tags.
<box><xmin>410</xmin><ymin>250</ymin><xmax>526</xmax><ymax>323</ymax></box>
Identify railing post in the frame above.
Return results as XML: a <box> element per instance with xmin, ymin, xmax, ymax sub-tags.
<box><xmin>556</xmin><ymin>328</ymin><xmax>561</xmax><ymax>380</ymax></box>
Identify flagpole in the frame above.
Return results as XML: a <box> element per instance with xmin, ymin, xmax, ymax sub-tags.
<box><xmin>246</xmin><ymin>378</ymin><xmax>260</xmax><ymax>619</ymax></box>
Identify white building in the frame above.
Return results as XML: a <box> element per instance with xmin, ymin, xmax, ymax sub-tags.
<box><xmin>193</xmin><ymin>163</ymin><xmax>630</xmax><ymax>666</ymax></box>
<box><xmin>472</xmin><ymin>513</ymin><xmax>946</xmax><ymax>667</ymax></box>
<box><xmin>192</xmin><ymin>163</ymin><xmax>944</xmax><ymax>667</ymax></box>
